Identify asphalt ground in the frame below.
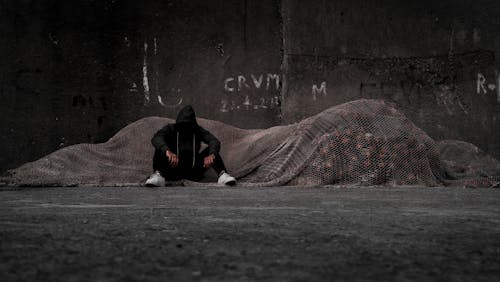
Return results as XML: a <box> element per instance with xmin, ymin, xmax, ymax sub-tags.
<box><xmin>1</xmin><ymin>186</ymin><xmax>500</xmax><ymax>281</ymax></box>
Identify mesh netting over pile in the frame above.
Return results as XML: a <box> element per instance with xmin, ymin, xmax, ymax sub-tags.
<box><xmin>1</xmin><ymin>99</ymin><xmax>499</xmax><ymax>187</ymax></box>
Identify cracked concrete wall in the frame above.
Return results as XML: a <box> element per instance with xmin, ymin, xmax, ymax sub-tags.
<box><xmin>281</xmin><ymin>0</ymin><xmax>500</xmax><ymax>160</ymax></box>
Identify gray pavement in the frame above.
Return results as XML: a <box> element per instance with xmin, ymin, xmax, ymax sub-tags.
<box><xmin>1</xmin><ymin>186</ymin><xmax>500</xmax><ymax>281</ymax></box>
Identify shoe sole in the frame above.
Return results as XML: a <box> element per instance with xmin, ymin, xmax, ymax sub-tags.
<box><xmin>145</xmin><ymin>182</ymin><xmax>162</xmax><ymax>187</ymax></box>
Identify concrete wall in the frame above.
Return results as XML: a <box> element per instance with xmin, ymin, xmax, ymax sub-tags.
<box><xmin>281</xmin><ymin>0</ymin><xmax>500</xmax><ymax>160</ymax></box>
<box><xmin>1</xmin><ymin>0</ymin><xmax>499</xmax><ymax>173</ymax></box>
<box><xmin>1</xmin><ymin>0</ymin><xmax>122</xmax><ymax>173</ymax></box>
<box><xmin>0</xmin><ymin>0</ymin><xmax>282</xmax><ymax>172</ymax></box>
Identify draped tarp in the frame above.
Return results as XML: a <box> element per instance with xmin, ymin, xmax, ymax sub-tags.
<box><xmin>2</xmin><ymin>99</ymin><xmax>499</xmax><ymax>187</ymax></box>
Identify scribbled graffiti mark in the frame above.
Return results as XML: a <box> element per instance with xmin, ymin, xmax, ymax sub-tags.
<box><xmin>158</xmin><ymin>88</ymin><xmax>183</xmax><ymax>108</ymax></box>
<box><xmin>141</xmin><ymin>38</ymin><xmax>183</xmax><ymax>108</ymax></box>
<box><xmin>142</xmin><ymin>41</ymin><xmax>150</xmax><ymax>105</ymax></box>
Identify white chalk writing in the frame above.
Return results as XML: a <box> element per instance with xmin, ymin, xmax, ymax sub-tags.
<box><xmin>142</xmin><ymin>41</ymin><xmax>150</xmax><ymax>104</ymax></box>
<box><xmin>224</xmin><ymin>77</ymin><xmax>235</xmax><ymax>92</ymax></box>
<box><xmin>158</xmin><ymin>95</ymin><xmax>183</xmax><ymax>107</ymax></box>
<box><xmin>238</xmin><ymin>75</ymin><xmax>250</xmax><ymax>91</ymax></box>
<box><xmin>477</xmin><ymin>73</ymin><xmax>487</xmax><ymax>94</ymax></box>
<box><xmin>157</xmin><ymin>88</ymin><xmax>183</xmax><ymax>108</ymax></box>
<box><xmin>220</xmin><ymin>96</ymin><xmax>280</xmax><ymax>113</ymax></box>
<box><xmin>266</xmin><ymin>74</ymin><xmax>280</xmax><ymax>90</ymax></box>
<box><xmin>312</xmin><ymin>82</ymin><xmax>327</xmax><ymax>100</ymax></box>
<box><xmin>477</xmin><ymin>71</ymin><xmax>500</xmax><ymax>103</ymax></box>
<box><xmin>224</xmin><ymin>73</ymin><xmax>281</xmax><ymax>92</ymax></box>
<box><xmin>141</xmin><ymin>38</ymin><xmax>183</xmax><ymax>107</ymax></box>
<box><xmin>251</xmin><ymin>74</ymin><xmax>264</xmax><ymax>88</ymax></box>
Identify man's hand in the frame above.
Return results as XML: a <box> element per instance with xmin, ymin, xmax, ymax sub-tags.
<box><xmin>204</xmin><ymin>154</ymin><xmax>215</xmax><ymax>168</ymax></box>
<box><xmin>166</xmin><ymin>150</ymin><xmax>179</xmax><ymax>168</ymax></box>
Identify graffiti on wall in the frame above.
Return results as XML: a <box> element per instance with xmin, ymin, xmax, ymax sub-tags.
<box><xmin>220</xmin><ymin>73</ymin><xmax>328</xmax><ymax>112</ymax></box>
<box><xmin>220</xmin><ymin>96</ymin><xmax>281</xmax><ymax>112</ymax></box>
<box><xmin>142</xmin><ymin>41</ymin><xmax>150</xmax><ymax>104</ymax></box>
<box><xmin>220</xmin><ymin>73</ymin><xmax>281</xmax><ymax>112</ymax></box>
<box><xmin>312</xmin><ymin>82</ymin><xmax>327</xmax><ymax>100</ymax></box>
<box><xmin>139</xmin><ymin>38</ymin><xmax>183</xmax><ymax>108</ymax></box>
<box><xmin>224</xmin><ymin>73</ymin><xmax>281</xmax><ymax>92</ymax></box>
<box><xmin>477</xmin><ymin>71</ymin><xmax>500</xmax><ymax>103</ymax></box>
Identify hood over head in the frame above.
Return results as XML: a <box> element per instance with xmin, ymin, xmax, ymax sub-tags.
<box><xmin>175</xmin><ymin>105</ymin><xmax>198</xmax><ymax>131</ymax></box>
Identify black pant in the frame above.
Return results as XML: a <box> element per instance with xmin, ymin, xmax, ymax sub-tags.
<box><xmin>153</xmin><ymin>147</ymin><xmax>227</xmax><ymax>181</ymax></box>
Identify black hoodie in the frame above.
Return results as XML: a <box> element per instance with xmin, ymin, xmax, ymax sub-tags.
<box><xmin>151</xmin><ymin>105</ymin><xmax>221</xmax><ymax>169</ymax></box>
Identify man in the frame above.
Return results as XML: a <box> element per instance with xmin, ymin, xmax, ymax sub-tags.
<box><xmin>145</xmin><ymin>105</ymin><xmax>236</xmax><ymax>186</ymax></box>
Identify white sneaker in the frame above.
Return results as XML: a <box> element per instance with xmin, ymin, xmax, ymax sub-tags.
<box><xmin>218</xmin><ymin>172</ymin><xmax>236</xmax><ymax>186</ymax></box>
<box><xmin>145</xmin><ymin>171</ymin><xmax>165</xmax><ymax>187</ymax></box>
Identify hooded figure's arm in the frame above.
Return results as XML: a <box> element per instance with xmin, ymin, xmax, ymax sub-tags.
<box><xmin>199</xmin><ymin>127</ymin><xmax>221</xmax><ymax>155</ymax></box>
<box><xmin>151</xmin><ymin>125</ymin><xmax>173</xmax><ymax>153</ymax></box>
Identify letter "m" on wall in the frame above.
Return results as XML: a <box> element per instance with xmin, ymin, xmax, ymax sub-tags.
<box><xmin>312</xmin><ymin>82</ymin><xmax>327</xmax><ymax>101</ymax></box>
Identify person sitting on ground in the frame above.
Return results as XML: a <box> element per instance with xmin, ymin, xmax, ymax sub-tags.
<box><xmin>145</xmin><ymin>105</ymin><xmax>236</xmax><ymax>186</ymax></box>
